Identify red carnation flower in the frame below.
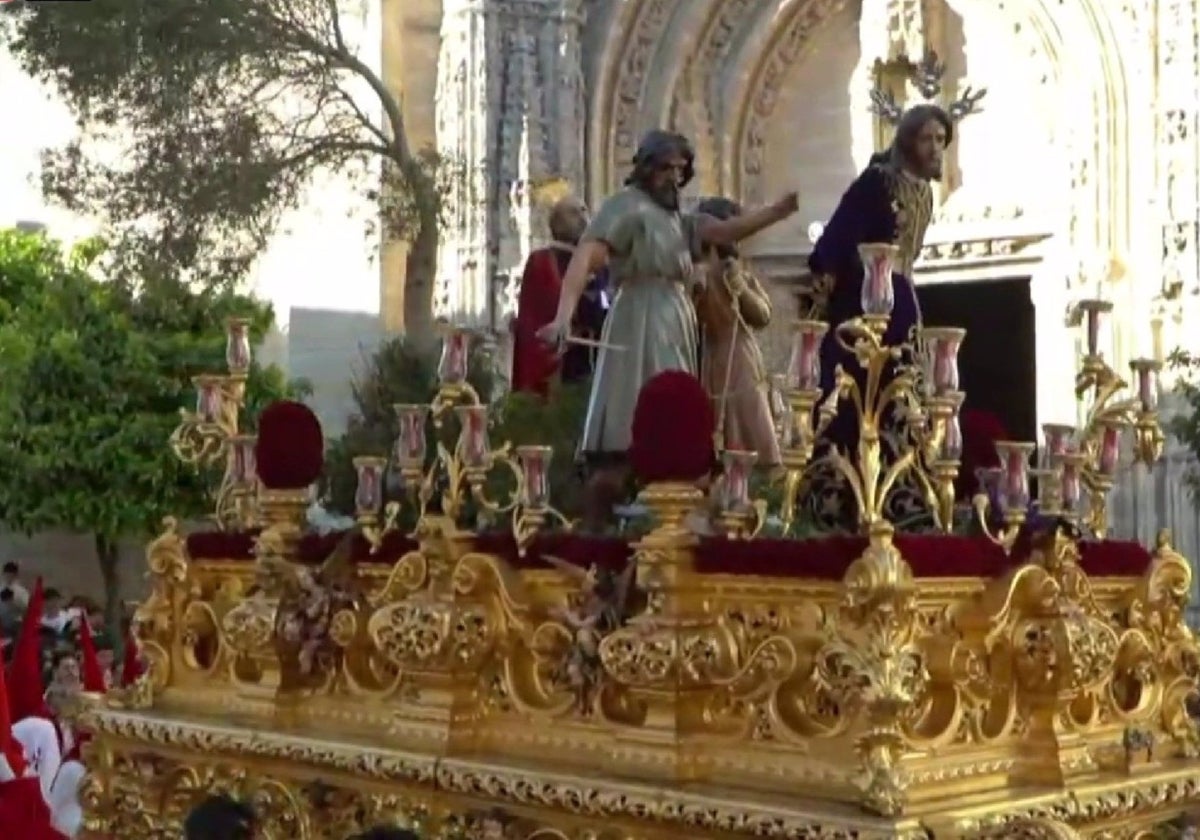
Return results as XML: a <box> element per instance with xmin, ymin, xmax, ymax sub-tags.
<box><xmin>629</xmin><ymin>371</ymin><xmax>715</xmax><ymax>484</ymax></box>
<box><xmin>255</xmin><ymin>400</ymin><xmax>325</xmax><ymax>490</ymax></box>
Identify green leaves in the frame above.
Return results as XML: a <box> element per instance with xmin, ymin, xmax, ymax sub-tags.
<box><xmin>5</xmin><ymin>0</ymin><xmax>430</xmax><ymax>287</ymax></box>
<box><xmin>0</xmin><ymin>230</ymin><xmax>293</xmax><ymax>540</ymax></box>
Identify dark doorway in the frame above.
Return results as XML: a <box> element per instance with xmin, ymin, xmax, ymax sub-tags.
<box><xmin>916</xmin><ymin>277</ymin><xmax>1037</xmax><ymax>443</ymax></box>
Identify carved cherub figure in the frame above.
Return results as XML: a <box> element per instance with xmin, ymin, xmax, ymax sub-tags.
<box><xmin>254</xmin><ymin>529</ymin><xmax>359</xmax><ymax>679</ymax></box>
<box><xmin>543</xmin><ymin>555</ymin><xmax>638</xmax><ymax>715</ymax></box>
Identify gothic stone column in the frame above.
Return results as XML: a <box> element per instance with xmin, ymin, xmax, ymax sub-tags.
<box><xmin>433</xmin><ymin>0</ymin><xmax>587</xmax><ymax>339</ymax></box>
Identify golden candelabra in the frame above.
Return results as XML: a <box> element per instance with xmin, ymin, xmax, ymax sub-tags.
<box><xmin>775</xmin><ymin>244</ymin><xmax>965</xmax><ymax>535</ymax></box>
<box><xmin>375</xmin><ymin>326</ymin><xmax>568</xmax><ymax>553</ymax></box>
<box><xmin>168</xmin><ymin>317</ymin><xmax>257</xmax><ymax>529</ymax></box>
<box><xmin>972</xmin><ymin>298</ymin><xmax>1166</xmax><ymax>547</ymax></box>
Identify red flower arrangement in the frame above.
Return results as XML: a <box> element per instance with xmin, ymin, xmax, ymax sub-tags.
<box><xmin>255</xmin><ymin>400</ymin><xmax>325</xmax><ymax>490</ymax></box>
<box><xmin>629</xmin><ymin>370</ymin><xmax>715</xmax><ymax>484</ymax></box>
<box><xmin>957</xmin><ymin>408</ymin><xmax>1009</xmax><ymax>499</ymax></box>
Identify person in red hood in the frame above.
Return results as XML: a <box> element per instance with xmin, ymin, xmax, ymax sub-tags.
<box><xmin>0</xmin><ymin>652</ymin><xmax>66</xmax><ymax>838</ymax></box>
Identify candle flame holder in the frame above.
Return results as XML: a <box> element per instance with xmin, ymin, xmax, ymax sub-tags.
<box><xmin>973</xmin><ymin>440</ymin><xmax>1035</xmax><ymax>554</ymax></box>
<box><xmin>1069</xmin><ymin>300</ymin><xmax>1165</xmax><ymax>537</ymax></box>
<box><xmin>169</xmin><ymin>317</ymin><xmax>255</xmax><ymax>529</ymax></box>
<box><xmin>511</xmin><ymin>445</ymin><xmax>571</xmax><ymax>556</ymax></box>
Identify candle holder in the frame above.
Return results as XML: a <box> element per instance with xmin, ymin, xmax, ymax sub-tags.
<box><xmin>169</xmin><ymin>317</ymin><xmax>254</xmax><ymax>525</ymax></box>
<box><xmin>391</xmin><ymin>349</ymin><xmax>521</xmax><ymax>533</ymax></box>
<box><xmin>777</xmin><ymin>320</ymin><xmax>836</xmax><ymax>533</ymax></box>
<box><xmin>922</xmin><ymin>390</ymin><xmax>965</xmax><ymax>532</ymax></box>
<box><xmin>353</xmin><ymin>456</ymin><xmax>388</xmax><ymax>526</ymax></box>
<box><xmin>1029</xmin><ymin>466</ymin><xmax>1063</xmax><ymax>518</ymax></box>
<box><xmin>511</xmin><ymin>445</ymin><xmax>571</xmax><ymax>556</ymax></box>
<box><xmin>1069</xmin><ymin>300</ymin><xmax>1165</xmax><ymax>537</ymax></box>
<box><xmin>820</xmin><ymin>311</ymin><xmax>934</xmax><ymax>532</ymax></box>
<box><xmin>213</xmin><ymin>434</ymin><xmax>259</xmax><ymax>530</ymax></box>
<box><xmin>974</xmin><ymin>440</ymin><xmax>1034</xmax><ymax>554</ymax></box>
<box><xmin>858</xmin><ymin>243</ymin><xmax>899</xmax><ymax>330</ymax></box>
<box><xmin>1053</xmin><ymin>451</ymin><xmax>1087</xmax><ymax>525</ymax></box>
<box><xmin>717</xmin><ymin>449</ymin><xmax>766</xmax><ymax>539</ymax></box>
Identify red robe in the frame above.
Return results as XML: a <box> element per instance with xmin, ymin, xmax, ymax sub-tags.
<box><xmin>512</xmin><ymin>247</ymin><xmax>568</xmax><ymax>396</ymax></box>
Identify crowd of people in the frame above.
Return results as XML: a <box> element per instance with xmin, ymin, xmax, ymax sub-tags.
<box><xmin>0</xmin><ymin>563</ymin><xmax>143</xmax><ymax>838</ymax></box>
<box><xmin>1</xmin><ymin>563</ymin><xmax>123</xmax><ymax>687</ymax></box>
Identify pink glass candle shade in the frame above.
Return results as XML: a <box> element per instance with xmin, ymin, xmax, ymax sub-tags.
<box><xmin>786</xmin><ymin>320</ymin><xmax>829</xmax><ymax>391</ymax></box>
<box><xmin>938</xmin><ymin>412</ymin><xmax>963</xmax><ymax>462</ymax></box>
<box><xmin>229</xmin><ymin>435</ymin><xmax>257</xmax><ymax>484</ymax></box>
<box><xmin>1041</xmin><ymin>424</ymin><xmax>1077</xmax><ymax>468</ymax></box>
<box><xmin>194</xmin><ymin>376</ymin><xmax>223</xmax><ymax>423</ymax></box>
<box><xmin>994</xmin><ymin>441</ymin><xmax>1035</xmax><ymax>513</ymax></box>
<box><xmin>720</xmin><ymin>449</ymin><xmax>758</xmax><ymax>513</ymax></box>
<box><xmin>1130</xmin><ymin>359</ymin><xmax>1160</xmax><ymax>413</ymax></box>
<box><xmin>456</xmin><ymin>405</ymin><xmax>492</xmax><ymax>470</ymax></box>
<box><xmin>919</xmin><ymin>327</ymin><xmax>966</xmax><ymax>396</ymax></box>
<box><xmin>1096</xmin><ymin>421</ymin><xmax>1122</xmax><ymax>477</ymax></box>
<box><xmin>858</xmin><ymin>243</ymin><xmax>899</xmax><ymax>317</ymax></box>
<box><xmin>1077</xmin><ymin>299</ymin><xmax>1113</xmax><ymax>358</ymax></box>
<box><xmin>225</xmin><ymin>318</ymin><xmax>252</xmax><ymax>373</ymax></box>
<box><xmin>437</xmin><ymin>328</ymin><xmax>471</xmax><ymax>386</ymax></box>
<box><xmin>434</xmin><ymin>328</ymin><xmax>465</xmax><ymax>386</ymax></box>
<box><xmin>517</xmin><ymin>445</ymin><xmax>553</xmax><ymax>509</ymax></box>
<box><xmin>976</xmin><ymin>466</ymin><xmax>1002</xmax><ymax>503</ymax></box>
<box><xmin>353</xmin><ymin>457</ymin><xmax>386</xmax><ymax>515</ymax></box>
<box><xmin>1056</xmin><ymin>453</ymin><xmax>1085</xmax><ymax>513</ymax></box>
<box><xmin>393</xmin><ymin>404</ymin><xmax>429</xmax><ymax>471</ymax></box>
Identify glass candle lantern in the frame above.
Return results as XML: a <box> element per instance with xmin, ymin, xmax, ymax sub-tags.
<box><xmin>919</xmin><ymin>327</ymin><xmax>966</xmax><ymax>396</ymax></box>
<box><xmin>858</xmin><ymin>243</ymin><xmax>899</xmax><ymax>317</ymax></box>
<box><xmin>229</xmin><ymin>434</ymin><xmax>257</xmax><ymax>484</ymax></box>
<box><xmin>516</xmin><ymin>445</ymin><xmax>553</xmax><ymax>509</ymax></box>
<box><xmin>1029</xmin><ymin>467</ymin><xmax>1061</xmax><ymax>513</ymax></box>
<box><xmin>1076</xmin><ymin>299</ymin><xmax>1113</xmax><ymax>358</ymax></box>
<box><xmin>1056</xmin><ymin>452</ymin><xmax>1086</xmax><ymax>514</ymax></box>
<box><xmin>994</xmin><ymin>441</ymin><xmax>1035</xmax><ymax>513</ymax></box>
<box><xmin>393</xmin><ymin>404</ymin><xmax>429</xmax><ymax>471</ymax></box>
<box><xmin>353</xmin><ymin>456</ymin><xmax>386</xmax><ymax>516</ymax></box>
<box><xmin>437</xmin><ymin>328</ymin><xmax>471</xmax><ymax>386</ymax></box>
<box><xmin>1096</xmin><ymin>420</ymin><xmax>1123</xmax><ymax>477</ymax></box>
<box><xmin>194</xmin><ymin>375</ymin><xmax>223</xmax><ymax>424</ymax></box>
<box><xmin>1041</xmin><ymin>423</ymin><xmax>1077</xmax><ymax>468</ymax></box>
<box><xmin>976</xmin><ymin>466</ymin><xmax>1002</xmax><ymax>506</ymax></box>
<box><xmin>456</xmin><ymin>405</ymin><xmax>491</xmax><ymax>470</ymax></box>
<box><xmin>225</xmin><ymin>318</ymin><xmax>252</xmax><ymax>373</ymax></box>
<box><xmin>939</xmin><ymin>411</ymin><xmax>963</xmax><ymax>461</ymax></box>
<box><xmin>720</xmin><ymin>449</ymin><xmax>758</xmax><ymax>513</ymax></box>
<box><xmin>786</xmin><ymin>320</ymin><xmax>829</xmax><ymax>391</ymax></box>
<box><xmin>1129</xmin><ymin>359</ymin><xmax>1160</xmax><ymax>413</ymax></box>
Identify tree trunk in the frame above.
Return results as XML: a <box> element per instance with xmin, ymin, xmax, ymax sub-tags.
<box><xmin>94</xmin><ymin>532</ymin><xmax>124</xmax><ymax>663</ymax></box>
<box><xmin>403</xmin><ymin>220</ymin><xmax>440</xmax><ymax>346</ymax></box>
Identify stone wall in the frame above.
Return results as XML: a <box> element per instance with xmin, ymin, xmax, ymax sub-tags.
<box><xmin>0</xmin><ymin>531</ymin><xmax>149</xmax><ymax>606</ymax></box>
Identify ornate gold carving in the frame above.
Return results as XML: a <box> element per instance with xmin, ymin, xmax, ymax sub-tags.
<box><xmin>84</xmin><ymin>496</ymin><xmax>1200</xmax><ymax>836</ymax></box>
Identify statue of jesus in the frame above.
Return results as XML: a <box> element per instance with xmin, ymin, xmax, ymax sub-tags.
<box><xmin>538</xmin><ymin>130</ymin><xmax>798</xmax><ymax>530</ymax></box>
<box><xmin>805</xmin><ymin>61</ymin><xmax>985</xmax><ymax>529</ymax></box>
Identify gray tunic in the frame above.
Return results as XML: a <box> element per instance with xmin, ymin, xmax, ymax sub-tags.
<box><xmin>579</xmin><ymin>186</ymin><xmax>702</xmax><ymax>456</ymax></box>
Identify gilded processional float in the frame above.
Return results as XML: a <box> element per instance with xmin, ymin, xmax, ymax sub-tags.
<box><xmin>77</xmin><ymin>262</ymin><xmax>1200</xmax><ymax>838</ymax></box>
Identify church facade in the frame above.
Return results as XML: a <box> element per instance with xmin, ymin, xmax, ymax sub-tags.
<box><xmin>388</xmin><ymin>0</ymin><xmax>1200</xmax><ymax>584</ymax></box>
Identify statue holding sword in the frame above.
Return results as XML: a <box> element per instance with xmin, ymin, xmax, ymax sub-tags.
<box><xmin>537</xmin><ymin>129</ymin><xmax>798</xmax><ymax>530</ymax></box>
